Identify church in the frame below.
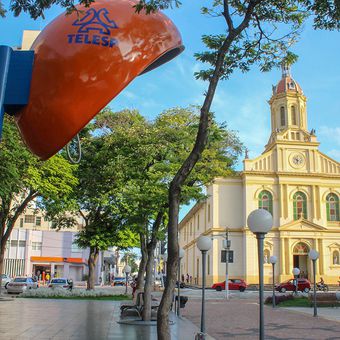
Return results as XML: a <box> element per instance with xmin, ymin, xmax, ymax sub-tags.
<box><xmin>179</xmin><ymin>65</ymin><xmax>340</xmax><ymax>286</ymax></box>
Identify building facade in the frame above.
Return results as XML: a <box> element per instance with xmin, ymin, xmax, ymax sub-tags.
<box><xmin>179</xmin><ymin>65</ymin><xmax>340</xmax><ymax>286</ymax></box>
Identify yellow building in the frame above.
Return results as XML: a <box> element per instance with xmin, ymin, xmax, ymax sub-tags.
<box><xmin>179</xmin><ymin>65</ymin><xmax>340</xmax><ymax>286</ymax></box>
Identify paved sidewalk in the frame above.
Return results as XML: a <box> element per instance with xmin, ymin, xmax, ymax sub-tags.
<box><xmin>0</xmin><ymin>298</ymin><xmax>213</xmax><ymax>340</ymax></box>
<box><xmin>284</xmin><ymin>306</ymin><xmax>340</xmax><ymax>323</ymax></box>
<box><xmin>182</xmin><ymin>298</ymin><xmax>340</xmax><ymax>340</ymax></box>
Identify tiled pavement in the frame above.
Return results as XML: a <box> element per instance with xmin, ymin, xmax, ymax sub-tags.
<box><xmin>182</xmin><ymin>298</ymin><xmax>340</xmax><ymax>340</ymax></box>
<box><xmin>0</xmin><ymin>298</ymin><xmax>213</xmax><ymax>340</ymax></box>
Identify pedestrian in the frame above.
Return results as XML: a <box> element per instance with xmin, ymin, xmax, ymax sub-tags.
<box><xmin>181</xmin><ymin>274</ymin><xmax>185</xmax><ymax>282</ymax></box>
<box><xmin>46</xmin><ymin>272</ymin><xmax>50</xmax><ymax>283</ymax></box>
<box><xmin>42</xmin><ymin>271</ymin><xmax>46</xmax><ymax>285</ymax></box>
<box><xmin>186</xmin><ymin>273</ymin><xmax>189</xmax><ymax>284</ymax></box>
<box><xmin>189</xmin><ymin>275</ymin><xmax>192</xmax><ymax>284</ymax></box>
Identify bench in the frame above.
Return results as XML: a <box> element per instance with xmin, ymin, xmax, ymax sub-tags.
<box><xmin>308</xmin><ymin>292</ymin><xmax>340</xmax><ymax>307</ymax></box>
<box><xmin>120</xmin><ymin>291</ymin><xmax>160</xmax><ymax>318</ymax></box>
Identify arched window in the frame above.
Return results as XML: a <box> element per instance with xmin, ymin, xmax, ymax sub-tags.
<box><xmin>293</xmin><ymin>242</ymin><xmax>309</xmax><ymax>255</ymax></box>
<box><xmin>333</xmin><ymin>250</ymin><xmax>340</xmax><ymax>265</ymax></box>
<box><xmin>326</xmin><ymin>193</ymin><xmax>339</xmax><ymax>221</ymax></box>
<box><xmin>291</xmin><ymin>106</ymin><xmax>297</xmax><ymax>125</ymax></box>
<box><xmin>263</xmin><ymin>249</ymin><xmax>270</xmax><ymax>264</ymax></box>
<box><xmin>280</xmin><ymin>107</ymin><xmax>285</xmax><ymax>126</ymax></box>
<box><xmin>293</xmin><ymin>191</ymin><xmax>307</xmax><ymax>220</ymax></box>
<box><xmin>258</xmin><ymin>190</ymin><xmax>273</xmax><ymax>215</ymax></box>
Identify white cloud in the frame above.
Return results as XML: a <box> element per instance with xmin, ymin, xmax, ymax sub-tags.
<box><xmin>318</xmin><ymin>126</ymin><xmax>340</xmax><ymax>146</ymax></box>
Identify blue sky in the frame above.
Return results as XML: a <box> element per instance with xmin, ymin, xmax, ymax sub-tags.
<box><xmin>1</xmin><ymin>1</ymin><xmax>340</xmax><ymax>219</ymax></box>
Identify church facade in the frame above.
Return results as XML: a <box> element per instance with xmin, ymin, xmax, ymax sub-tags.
<box><xmin>179</xmin><ymin>65</ymin><xmax>340</xmax><ymax>286</ymax></box>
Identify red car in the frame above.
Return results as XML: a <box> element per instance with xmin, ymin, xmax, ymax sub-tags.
<box><xmin>212</xmin><ymin>279</ymin><xmax>247</xmax><ymax>292</ymax></box>
<box><xmin>275</xmin><ymin>278</ymin><xmax>311</xmax><ymax>293</ymax></box>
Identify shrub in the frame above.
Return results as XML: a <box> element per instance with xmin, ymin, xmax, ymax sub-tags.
<box><xmin>265</xmin><ymin>294</ymin><xmax>294</xmax><ymax>305</ymax></box>
<box><xmin>20</xmin><ymin>287</ymin><xmax>127</xmax><ymax>299</ymax></box>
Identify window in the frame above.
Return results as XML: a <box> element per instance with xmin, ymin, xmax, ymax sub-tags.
<box><xmin>10</xmin><ymin>240</ymin><xmax>18</xmax><ymax>247</ymax></box>
<box><xmin>190</xmin><ymin>222</ymin><xmax>192</xmax><ymax>236</ymax></box>
<box><xmin>263</xmin><ymin>249</ymin><xmax>270</xmax><ymax>264</ymax></box>
<box><xmin>333</xmin><ymin>251</ymin><xmax>340</xmax><ymax>265</ymax></box>
<box><xmin>293</xmin><ymin>242</ymin><xmax>309</xmax><ymax>255</ymax></box>
<box><xmin>291</xmin><ymin>106</ymin><xmax>296</xmax><ymax>125</ymax></box>
<box><xmin>208</xmin><ymin>204</ymin><xmax>211</xmax><ymax>222</ymax></box>
<box><xmin>326</xmin><ymin>193</ymin><xmax>339</xmax><ymax>221</ymax></box>
<box><xmin>32</xmin><ymin>242</ymin><xmax>42</xmax><ymax>250</ymax></box>
<box><xmin>258</xmin><ymin>190</ymin><xmax>273</xmax><ymax>215</ymax></box>
<box><xmin>35</xmin><ymin>216</ymin><xmax>42</xmax><ymax>226</ymax></box>
<box><xmin>280</xmin><ymin>107</ymin><xmax>285</xmax><ymax>126</ymax></box>
<box><xmin>20</xmin><ymin>218</ymin><xmax>23</xmax><ymax>228</ymax></box>
<box><xmin>197</xmin><ymin>215</ymin><xmax>200</xmax><ymax>230</ymax></box>
<box><xmin>24</xmin><ymin>215</ymin><xmax>35</xmax><ymax>223</ymax></box>
<box><xmin>71</xmin><ymin>235</ymin><xmax>81</xmax><ymax>252</ymax></box>
<box><xmin>293</xmin><ymin>191</ymin><xmax>307</xmax><ymax>220</ymax></box>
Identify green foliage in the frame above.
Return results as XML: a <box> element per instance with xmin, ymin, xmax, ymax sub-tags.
<box><xmin>70</xmin><ymin>126</ymin><xmax>140</xmax><ymax>251</ymax></box>
<box><xmin>121</xmin><ymin>251</ymin><xmax>139</xmax><ymax>273</ymax></box>
<box><xmin>0</xmin><ymin>117</ymin><xmax>77</xmax><ymax>252</ymax></box>
<box><xmin>94</xmin><ymin>107</ymin><xmax>242</xmax><ymax>241</ymax></box>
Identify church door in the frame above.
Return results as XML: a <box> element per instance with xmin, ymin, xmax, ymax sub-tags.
<box><xmin>292</xmin><ymin>242</ymin><xmax>309</xmax><ymax>278</ymax></box>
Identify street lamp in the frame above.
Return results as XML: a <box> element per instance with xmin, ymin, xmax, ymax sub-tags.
<box><xmin>123</xmin><ymin>264</ymin><xmax>131</xmax><ymax>295</ymax></box>
<box><xmin>247</xmin><ymin>209</ymin><xmax>273</xmax><ymax>340</ymax></box>
<box><xmin>223</xmin><ymin>232</ymin><xmax>231</xmax><ymax>300</ymax></box>
<box><xmin>308</xmin><ymin>249</ymin><xmax>319</xmax><ymax>317</ymax></box>
<box><xmin>292</xmin><ymin>267</ymin><xmax>300</xmax><ymax>295</ymax></box>
<box><xmin>177</xmin><ymin>248</ymin><xmax>185</xmax><ymax>316</ymax></box>
<box><xmin>269</xmin><ymin>256</ymin><xmax>277</xmax><ymax>308</ymax></box>
<box><xmin>196</xmin><ymin>236</ymin><xmax>212</xmax><ymax>340</ymax></box>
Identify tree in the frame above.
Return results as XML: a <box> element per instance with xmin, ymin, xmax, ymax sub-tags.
<box><xmin>133</xmin><ymin>1</ymin><xmax>340</xmax><ymax>339</ymax></box>
<box><xmin>0</xmin><ymin>117</ymin><xmax>77</xmax><ymax>292</ymax></box>
<box><xmin>96</xmin><ymin>107</ymin><xmax>242</xmax><ymax>321</ymax></box>
<box><xmin>71</xmin><ymin>132</ymin><xmax>139</xmax><ymax>290</ymax></box>
<box><xmin>121</xmin><ymin>251</ymin><xmax>139</xmax><ymax>274</ymax></box>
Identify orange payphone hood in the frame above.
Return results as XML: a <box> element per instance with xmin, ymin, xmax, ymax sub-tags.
<box><xmin>15</xmin><ymin>0</ymin><xmax>184</xmax><ymax>160</ymax></box>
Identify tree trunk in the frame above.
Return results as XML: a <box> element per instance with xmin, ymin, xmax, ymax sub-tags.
<box><xmin>143</xmin><ymin>211</ymin><xmax>164</xmax><ymax>321</ymax></box>
<box><xmin>137</xmin><ymin>234</ymin><xmax>147</xmax><ymax>290</ymax></box>
<box><xmin>157</xmin><ymin>4</ymin><xmax>259</xmax><ymax>338</ymax></box>
<box><xmin>157</xmin><ymin>189</ymin><xmax>180</xmax><ymax>339</ymax></box>
<box><xmin>0</xmin><ymin>192</ymin><xmax>38</xmax><ymax>295</ymax></box>
<box><xmin>0</xmin><ymin>243</ymin><xmax>5</xmax><ymax>295</ymax></box>
<box><xmin>87</xmin><ymin>246</ymin><xmax>99</xmax><ymax>290</ymax></box>
<box><xmin>142</xmin><ymin>243</ymin><xmax>155</xmax><ymax>321</ymax></box>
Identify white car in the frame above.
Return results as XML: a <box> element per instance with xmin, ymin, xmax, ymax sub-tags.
<box><xmin>7</xmin><ymin>277</ymin><xmax>38</xmax><ymax>294</ymax></box>
<box><xmin>1</xmin><ymin>274</ymin><xmax>11</xmax><ymax>289</ymax></box>
<box><xmin>48</xmin><ymin>278</ymin><xmax>72</xmax><ymax>290</ymax></box>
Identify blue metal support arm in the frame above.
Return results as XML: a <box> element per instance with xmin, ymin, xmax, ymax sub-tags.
<box><xmin>0</xmin><ymin>45</ymin><xmax>34</xmax><ymax>140</ymax></box>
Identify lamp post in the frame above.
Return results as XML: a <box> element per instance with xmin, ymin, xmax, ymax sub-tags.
<box><xmin>308</xmin><ymin>249</ymin><xmax>319</xmax><ymax>317</ymax></box>
<box><xmin>196</xmin><ymin>236</ymin><xmax>212</xmax><ymax>340</ymax></box>
<box><xmin>247</xmin><ymin>209</ymin><xmax>273</xmax><ymax>340</ymax></box>
<box><xmin>292</xmin><ymin>267</ymin><xmax>300</xmax><ymax>295</ymax></box>
<box><xmin>269</xmin><ymin>256</ymin><xmax>277</xmax><ymax>308</ymax></box>
<box><xmin>223</xmin><ymin>231</ymin><xmax>231</xmax><ymax>300</ymax></box>
<box><xmin>177</xmin><ymin>248</ymin><xmax>185</xmax><ymax>316</ymax></box>
<box><xmin>123</xmin><ymin>264</ymin><xmax>131</xmax><ymax>295</ymax></box>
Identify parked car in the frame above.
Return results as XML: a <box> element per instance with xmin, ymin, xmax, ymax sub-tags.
<box><xmin>7</xmin><ymin>277</ymin><xmax>38</xmax><ymax>294</ymax></box>
<box><xmin>48</xmin><ymin>278</ymin><xmax>72</xmax><ymax>290</ymax></box>
<box><xmin>113</xmin><ymin>277</ymin><xmax>126</xmax><ymax>286</ymax></box>
<box><xmin>1</xmin><ymin>274</ymin><xmax>12</xmax><ymax>289</ymax></box>
<box><xmin>212</xmin><ymin>279</ymin><xmax>247</xmax><ymax>292</ymax></box>
<box><xmin>275</xmin><ymin>278</ymin><xmax>311</xmax><ymax>293</ymax></box>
